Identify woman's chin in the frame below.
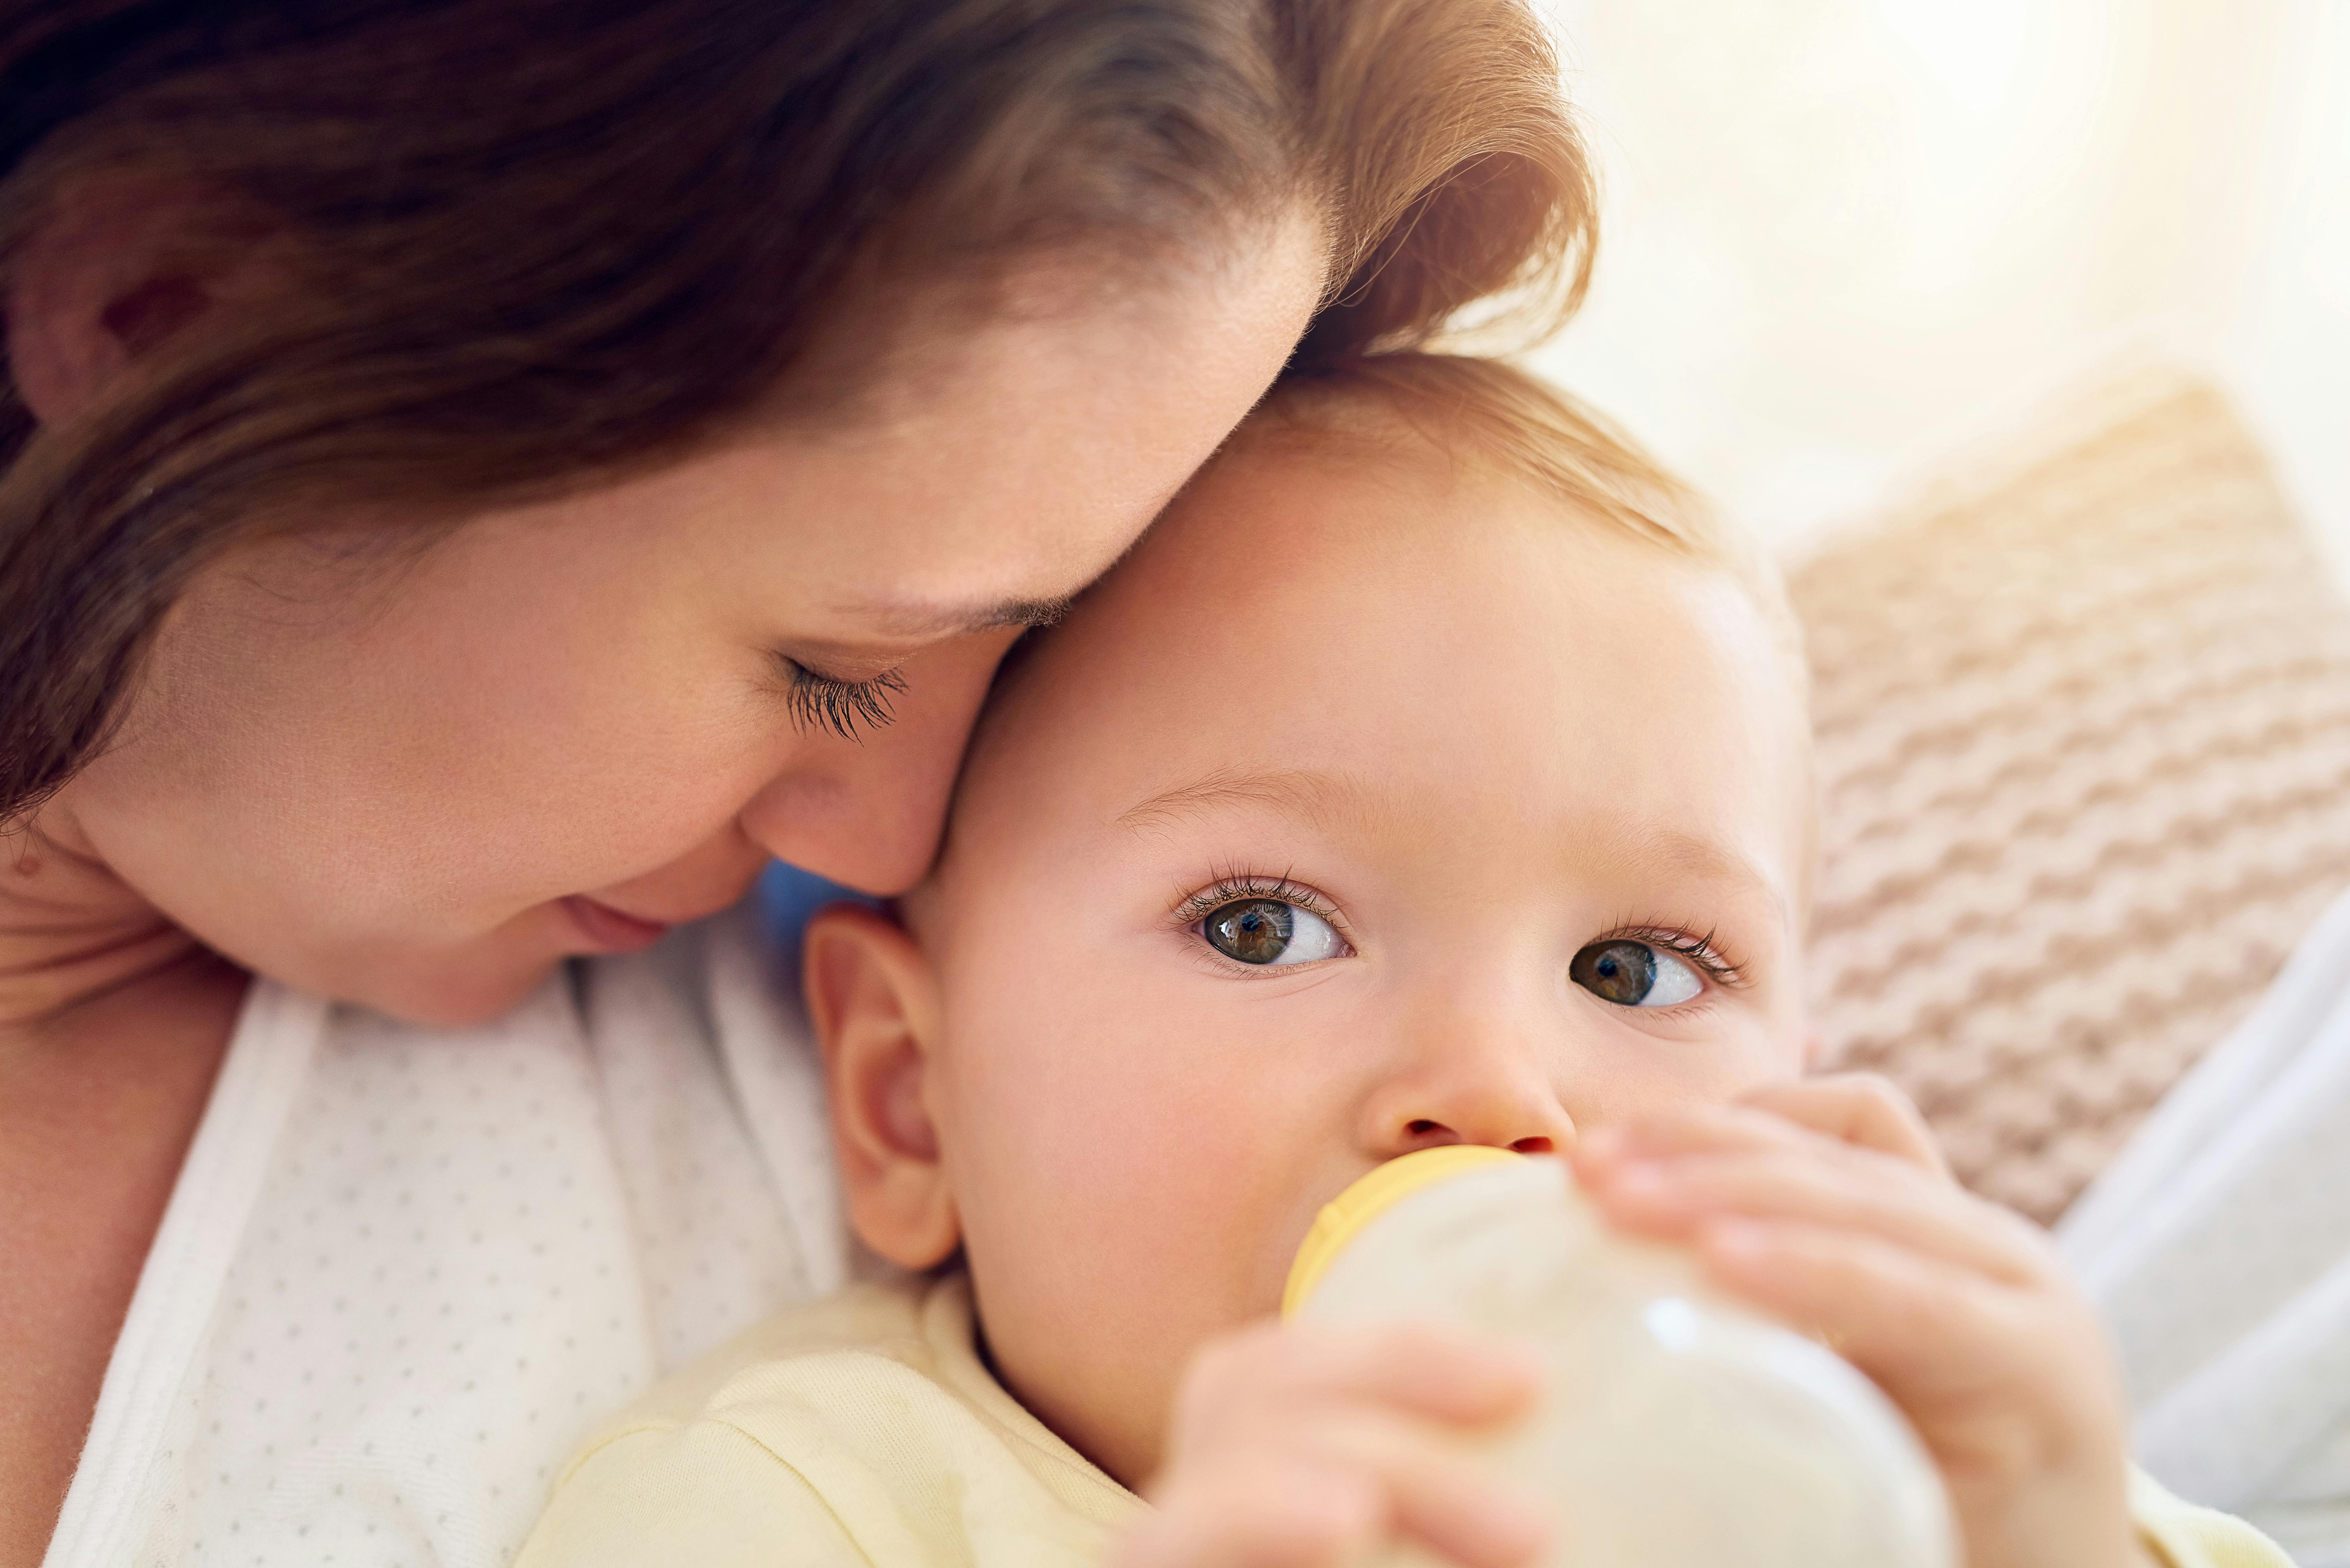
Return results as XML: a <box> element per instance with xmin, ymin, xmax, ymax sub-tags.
<box><xmin>244</xmin><ymin>895</ymin><xmax>699</xmax><ymax>1028</ymax></box>
<box><xmin>304</xmin><ymin>912</ymin><xmax>585</xmax><ymax>1029</ymax></box>
<box><xmin>343</xmin><ymin>962</ymin><xmax>559</xmax><ymax>1029</ymax></box>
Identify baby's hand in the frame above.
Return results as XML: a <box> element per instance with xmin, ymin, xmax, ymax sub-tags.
<box><xmin>1115</xmin><ymin>1321</ymin><xmax>1551</xmax><ymax>1568</ymax></box>
<box><xmin>1572</xmin><ymin>1075</ymin><xmax>2153</xmax><ymax>1568</ymax></box>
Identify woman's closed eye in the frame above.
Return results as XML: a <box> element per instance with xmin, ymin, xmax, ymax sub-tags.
<box><xmin>1569</xmin><ymin>930</ymin><xmax>1743</xmax><ymax>1008</ymax></box>
<box><xmin>777</xmin><ymin>656</ymin><xmax>907</xmax><ymax>742</ymax></box>
<box><xmin>1176</xmin><ymin>877</ymin><xmax>1351</xmax><ymax>969</ymax></box>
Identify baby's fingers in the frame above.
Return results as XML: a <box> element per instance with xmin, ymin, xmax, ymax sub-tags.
<box><xmin>1577</xmin><ymin>1076</ymin><xmax>1944</xmax><ymax>1177</ymax></box>
<box><xmin>1137</xmin><ymin>1322</ymin><xmax>1554</xmax><ymax>1568</ymax></box>
<box><xmin>1117</xmin><ymin>1458</ymin><xmax>1388</xmax><ymax>1568</ymax></box>
<box><xmin>1740</xmin><ymin>1074</ymin><xmax>1948</xmax><ymax>1174</ymax></box>
<box><xmin>1122</xmin><ymin>1458</ymin><xmax>1546</xmax><ymax>1568</ymax></box>
<box><xmin>1179</xmin><ymin>1321</ymin><xmax>1544</xmax><ymax>1433</ymax></box>
<box><xmin>1694</xmin><ymin>1216</ymin><xmax>2062</xmax><ymax>1413</ymax></box>
<box><xmin>1313</xmin><ymin>1421</ymin><xmax>1553</xmax><ymax>1568</ymax></box>
<box><xmin>1589</xmin><ymin>1146</ymin><xmax>2051</xmax><ymax>1285</ymax></box>
<box><xmin>1129</xmin><ymin>1404</ymin><xmax>1550</xmax><ymax>1568</ymax></box>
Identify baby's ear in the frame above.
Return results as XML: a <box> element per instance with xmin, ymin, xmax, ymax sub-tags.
<box><xmin>802</xmin><ymin>903</ymin><xmax>960</xmax><ymax>1270</ymax></box>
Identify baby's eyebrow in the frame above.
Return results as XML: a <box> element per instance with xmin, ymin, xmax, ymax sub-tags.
<box><xmin>1591</xmin><ymin>821</ymin><xmax>1793</xmax><ymax>931</ymax></box>
<box><xmin>1116</xmin><ymin>771</ymin><xmax>1794</xmax><ymax>933</ymax></box>
<box><xmin>1117</xmin><ymin>766</ymin><xmax>1368</xmax><ymax>836</ymax></box>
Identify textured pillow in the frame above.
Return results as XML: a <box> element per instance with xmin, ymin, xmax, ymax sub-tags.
<box><xmin>1790</xmin><ymin>373</ymin><xmax>2350</xmax><ymax>1225</ymax></box>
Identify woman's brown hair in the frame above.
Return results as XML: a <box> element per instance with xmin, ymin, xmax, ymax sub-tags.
<box><xmin>0</xmin><ymin>0</ymin><xmax>1594</xmax><ymax>823</ymax></box>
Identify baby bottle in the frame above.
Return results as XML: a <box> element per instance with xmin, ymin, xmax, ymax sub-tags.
<box><xmin>1283</xmin><ymin>1145</ymin><xmax>1956</xmax><ymax>1568</ymax></box>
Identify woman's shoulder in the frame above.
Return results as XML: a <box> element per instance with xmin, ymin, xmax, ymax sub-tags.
<box><xmin>54</xmin><ymin>899</ymin><xmax>848</xmax><ymax>1568</ymax></box>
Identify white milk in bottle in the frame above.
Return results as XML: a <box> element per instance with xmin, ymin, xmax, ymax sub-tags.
<box><xmin>1283</xmin><ymin>1145</ymin><xmax>1956</xmax><ymax>1568</ymax></box>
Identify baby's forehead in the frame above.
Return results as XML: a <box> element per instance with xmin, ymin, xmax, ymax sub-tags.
<box><xmin>1011</xmin><ymin>392</ymin><xmax>1783</xmax><ymax>710</ymax></box>
<box><xmin>926</xmin><ymin>415</ymin><xmax>1812</xmax><ymax>904</ymax></box>
<box><xmin>975</xmin><ymin>416</ymin><xmax>1537</xmax><ymax>728</ymax></box>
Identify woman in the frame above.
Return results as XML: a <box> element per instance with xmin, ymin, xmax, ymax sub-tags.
<box><xmin>0</xmin><ymin>2</ymin><xmax>1592</xmax><ymax>1562</ymax></box>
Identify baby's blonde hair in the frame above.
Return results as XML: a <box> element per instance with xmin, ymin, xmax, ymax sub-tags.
<box><xmin>1243</xmin><ymin>354</ymin><xmax>1803</xmax><ymax>674</ymax></box>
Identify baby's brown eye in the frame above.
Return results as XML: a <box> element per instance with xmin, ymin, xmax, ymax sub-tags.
<box><xmin>1204</xmin><ymin>900</ymin><xmax>1295</xmax><ymax>964</ymax></box>
<box><xmin>1198</xmin><ymin>897</ymin><xmax>1346</xmax><ymax>967</ymax></box>
<box><xmin>1570</xmin><ymin>939</ymin><xmax>1704</xmax><ymax>1008</ymax></box>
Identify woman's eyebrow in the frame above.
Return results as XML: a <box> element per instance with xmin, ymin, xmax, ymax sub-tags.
<box><xmin>843</xmin><ymin>594</ymin><xmax>1072</xmax><ymax>638</ymax></box>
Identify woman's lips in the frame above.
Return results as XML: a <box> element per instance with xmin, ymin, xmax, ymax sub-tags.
<box><xmin>559</xmin><ymin>894</ymin><xmax>672</xmax><ymax>954</ymax></box>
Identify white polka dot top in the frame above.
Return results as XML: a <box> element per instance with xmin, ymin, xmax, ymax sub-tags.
<box><xmin>41</xmin><ymin>903</ymin><xmax>848</xmax><ymax>1568</ymax></box>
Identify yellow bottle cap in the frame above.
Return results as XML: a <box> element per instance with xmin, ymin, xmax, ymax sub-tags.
<box><xmin>1281</xmin><ymin>1144</ymin><xmax>1527</xmax><ymax>1320</ymax></box>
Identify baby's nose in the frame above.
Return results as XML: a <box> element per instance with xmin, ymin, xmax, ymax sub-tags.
<box><xmin>1362</xmin><ymin>1042</ymin><xmax>1578</xmax><ymax>1160</ymax></box>
<box><xmin>1388</xmin><ymin>1115</ymin><xmax>1560</xmax><ymax>1157</ymax></box>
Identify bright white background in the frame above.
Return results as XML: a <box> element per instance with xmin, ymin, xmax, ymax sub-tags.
<box><xmin>1530</xmin><ymin>0</ymin><xmax>2350</xmax><ymax>573</ymax></box>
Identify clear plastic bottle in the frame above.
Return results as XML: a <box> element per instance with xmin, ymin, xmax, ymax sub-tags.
<box><xmin>1284</xmin><ymin>1145</ymin><xmax>1957</xmax><ymax>1568</ymax></box>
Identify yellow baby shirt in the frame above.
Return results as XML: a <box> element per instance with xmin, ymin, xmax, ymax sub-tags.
<box><xmin>2134</xmin><ymin>1468</ymin><xmax>2299</xmax><ymax>1568</ymax></box>
<box><xmin>515</xmin><ymin>1271</ymin><xmax>1140</xmax><ymax>1568</ymax></box>
<box><xmin>520</xmin><ymin>1270</ymin><xmax>2296</xmax><ymax>1568</ymax></box>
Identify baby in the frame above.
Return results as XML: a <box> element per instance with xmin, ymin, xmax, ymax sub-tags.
<box><xmin>519</xmin><ymin>357</ymin><xmax>2284</xmax><ymax>1568</ymax></box>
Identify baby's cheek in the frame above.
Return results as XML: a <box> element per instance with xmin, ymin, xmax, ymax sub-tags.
<box><xmin>1762</xmin><ymin>995</ymin><xmax>1815</xmax><ymax>1079</ymax></box>
<box><xmin>1724</xmin><ymin>1012</ymin><xmax>1811</xmax><ymax>1093</ymax></box>
<box><xmin>1575</xmin><ymin>1019</ymin><xmax>1802</xmax><ymax>1131</ymax></box>
<box><xmin>967</xmin><ymin>1013</ymin><xmax>1293</xmax><ymax>1308</ymax></box>
<box><xmin>949</xmin><ymin>1038</ymin><xmax>1285</xmax><ymax>1482</ymax></box>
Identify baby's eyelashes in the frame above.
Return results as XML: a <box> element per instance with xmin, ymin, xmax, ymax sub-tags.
<box><xmin>1173</xmin><ymin>874</ymin><xmax>1353</xmax><ymax>970</ymax></box>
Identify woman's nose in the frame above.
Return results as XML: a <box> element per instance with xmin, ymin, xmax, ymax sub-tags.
<box><xmin>1360</xmin><ymin>1018</ymin><xmax>1578</xmax><ymax>1160</ymax></box>
<box><xmin>735</xmin><ymin>634</ymin><xmax>1012</xmax><ymax>895</ymax></box>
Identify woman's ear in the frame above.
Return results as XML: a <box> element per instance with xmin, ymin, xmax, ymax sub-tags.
<box><xmin>5</xmin><ymin>174</ymin><xmax>285</xmax><ymax>427</ymax></box>
<box><xmin>802</xmin><ymin>902</ymin><xmax>960</xmax><ymax>1270</ymax></box>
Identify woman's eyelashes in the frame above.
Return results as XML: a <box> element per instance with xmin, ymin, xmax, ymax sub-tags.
<box><xmin>777</xmin><ymin>656</ymin><xmax>906</xmax><ymax>742</ymax></box>
<box><xmin>1568</xmin><ymin>929</ymin><xmax>1745</xmax><ymax>1009</ymax></box>
<box><xmin>1178</xmin><ymin>878</ymin><xmax>1352</xmax><ymax>969</ymax></box>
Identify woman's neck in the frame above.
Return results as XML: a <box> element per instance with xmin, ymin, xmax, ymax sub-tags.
<box><xmin>0</xmin><ymin>809</ymin><xmax>247</xmax><ymax>1568</ymax></box>
<box><xmin>0</xmin><ymin>810</ymin><xmax>220</xmax><ymax>1040</ymax></box>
